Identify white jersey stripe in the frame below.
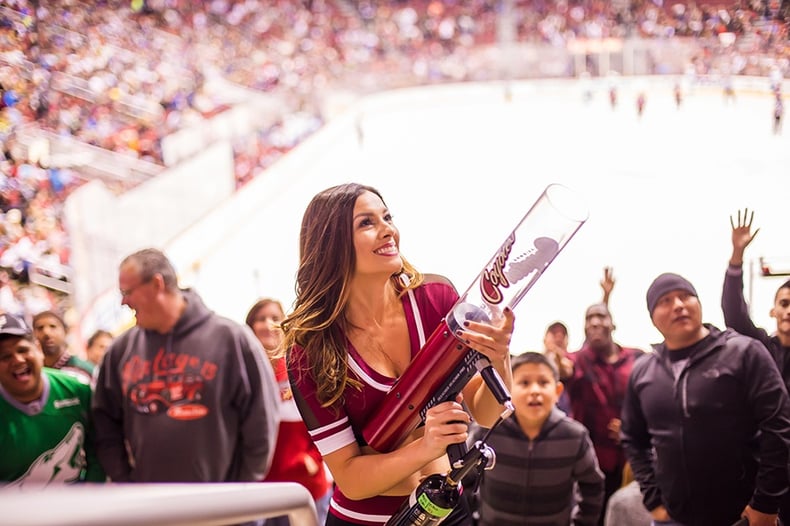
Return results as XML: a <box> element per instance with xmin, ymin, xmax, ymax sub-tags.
<box><xmin>309</xmin><ymin>416</ymin><xmax>349</xmax><ymax>437</ymax></box>
<box><xmin>314</xmin><ymin>427</ymin><xmax>356</xmax><ymax>456</ymax></box>
<box><xmin>341</xmin><ymin>290</ymin><xmax>427</xmax><ymax>394</ymax></box>
<box><xmin>347</xmin><ymin>355</ymin><xmax>392</xmax><ymax>392</ymax></box>
<box><xmin>330</xmin><ymin>498</ymin><xmax>393</xmax><ymax>524</ymax></box>
<box><xmin>407</xmin><ymin>289</ymin><xmax>427</xmax><ymax>347</ymax></box>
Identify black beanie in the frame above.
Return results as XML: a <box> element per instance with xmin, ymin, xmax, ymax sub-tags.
<box><xmin>646</xmin><ymin>273</ymin><xmax>697</xmax><ymax>316</ymax></box>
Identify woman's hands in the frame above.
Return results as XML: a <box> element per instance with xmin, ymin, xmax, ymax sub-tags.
<box><xmin>419</xmin><ymin>396</ymin><xmax>471</xmax><ymax>460</ymax></box>
<box><xmin>456</xmin><ymin>308</ymin><xmax>515</xmax><ymax>427</ymax></box>
<box><xmin>455</xmin><ymin>307</ymin><xmax>515</xmax><ymax>369</ymax></box>
<box><xmin>413</xmin><ymin>310</ymin><xmax>518</xmax><ymax>466</ymax></box>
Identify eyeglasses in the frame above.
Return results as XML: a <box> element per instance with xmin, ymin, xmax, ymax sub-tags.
<box><xmin>119</xmin><ymin>277</ymin><xmax>152</xmax><ymax>298</ymax></box>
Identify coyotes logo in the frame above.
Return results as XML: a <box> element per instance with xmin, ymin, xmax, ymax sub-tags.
<box><xmin>480</xmin><ymin>235</ymin><xmax>560</xmax><ymax>305</ymax></box>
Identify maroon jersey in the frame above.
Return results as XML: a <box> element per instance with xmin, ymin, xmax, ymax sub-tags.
<box><xmin>289</xmin><ymin>281</ymin><xmax>457</xmax><ymax>525</ymax></box>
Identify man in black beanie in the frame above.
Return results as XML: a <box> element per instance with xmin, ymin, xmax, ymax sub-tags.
<box><xmin>621</xmin><ymin>272</ymin><xmax>790</xmax><ymax>526</ymax></box>
<box><xmin>645</xmin><ymin>273</ymin><xmax>698</xmax><ymax>323</ymax></box>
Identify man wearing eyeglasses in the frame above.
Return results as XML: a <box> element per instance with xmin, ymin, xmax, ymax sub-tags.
<box><xmin>92</xmin><ymin>248</ymin><xmax>280</xmax><ymax>483</ymax></box>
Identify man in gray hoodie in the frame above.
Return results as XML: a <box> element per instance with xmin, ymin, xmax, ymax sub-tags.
<box><xmin>92</xmin><ymin>248</ymin><xmax>280</xmax><ymax>483</ymax></box>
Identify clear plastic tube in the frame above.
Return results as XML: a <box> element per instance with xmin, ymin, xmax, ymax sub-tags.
<box><xmin>446</xmin><ymin>183</ymin><xmax>589</xmax><ymax>333</ymax></box>
<box><xmin>363</xmin><ymin>183</ymin><xmax>588</xmax><ymax>454</ymax></box>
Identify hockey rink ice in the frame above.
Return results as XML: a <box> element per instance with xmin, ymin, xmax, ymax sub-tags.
<box><xmin>168</xmin><ymin>78</ymin><xmax>790</xmax><ymax>353</ymax></box>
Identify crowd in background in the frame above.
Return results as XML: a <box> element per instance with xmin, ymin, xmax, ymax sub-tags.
<box><xmin>0</xmin><ymin>3</ymin><xmax>789</xmax><ymax>524</ymax></box>
<box><xmin>0</xmin><ymin>0</ymin><xmax>788</xmax><ymax>332</ymax></box>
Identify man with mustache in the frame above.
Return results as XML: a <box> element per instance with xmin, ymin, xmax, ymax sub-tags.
<box><xmin>622</xmin><ymin>273</ymin><xmax>790</xmax><ymax>526</ymax></box>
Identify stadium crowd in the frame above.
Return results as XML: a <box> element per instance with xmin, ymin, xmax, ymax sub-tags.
<box><xmin>0</xmin><ymin>1</ymin><xmax>790</xmax><ymax>525</ymax></box>
<box><xmin>0</xmin><ymin>0</ymin><xmax>787</xmax><ymax>338</ymax></box>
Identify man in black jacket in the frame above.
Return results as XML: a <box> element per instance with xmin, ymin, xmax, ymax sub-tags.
<box><xmin>723</xmin><ymin>208</ymin><xmax>790</xmax><ymax>391</ymax></box>
<box><xmin>621</xmin><ymin>272</ymin><xmax>790</xmax><ymax>526</ymax></box>
<box><xmin>723</xmin><ymin>208</ymin><xmax>790</xmax><ymax>524</ymax></box>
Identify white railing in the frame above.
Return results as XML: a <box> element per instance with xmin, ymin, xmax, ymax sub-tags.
<box><xmin>0</xmin><ymin>482</ymin><xmax>318</xmax><ymax>526</ymax></box>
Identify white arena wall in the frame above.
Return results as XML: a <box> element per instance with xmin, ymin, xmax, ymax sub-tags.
<box><xmin>72</xmin><ymin>75</ymin><xmax>790</xmax><ymax>353</ymax></box>
<box><xmin>65</xmin><ymin>141</ymin><xmax>236</xmax><ymax>338</ymax></box>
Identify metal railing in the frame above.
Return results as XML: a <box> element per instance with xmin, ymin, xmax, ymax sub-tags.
<box><xmin>0</xmin><ymin>482</ymin><xmax>318</xmax><ymax>526</ymax></box>
<box><xmin>13</xmin><ymin>125</ymin><xmax>164</xmax><ymax>188</ymax></box>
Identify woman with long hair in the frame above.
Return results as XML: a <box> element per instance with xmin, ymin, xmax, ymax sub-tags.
<box><xmin>282</xmin><ymin>183</ymin><xmax>515</xmax><ymax>525</ymax></box>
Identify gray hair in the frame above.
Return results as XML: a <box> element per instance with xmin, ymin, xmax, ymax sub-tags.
<box><xmin>121</xmin><ymin>248</ymin><xmax>179</xmax><ymax>292</ymax></box>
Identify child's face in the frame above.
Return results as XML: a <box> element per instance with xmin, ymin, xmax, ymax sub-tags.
<box><xmin>511</xmin><ymin>362</ymin><xmax>561</xmax><ymax>426</ymax></box>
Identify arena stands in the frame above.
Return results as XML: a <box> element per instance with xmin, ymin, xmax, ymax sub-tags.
<box><xmin>0</xmin><ymin>0</ymin><xmax>787</xmax><ymax>347</ymax></box>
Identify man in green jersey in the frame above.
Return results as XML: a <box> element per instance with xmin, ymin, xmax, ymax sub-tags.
<box><xmin>0</xmin><ymin>313</ymin><xmax>104</xmax><ymax>486</ymax></box>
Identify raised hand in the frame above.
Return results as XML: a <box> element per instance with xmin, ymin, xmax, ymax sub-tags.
<box><xmin>729</xmin><ymin>209</ymin><xmax>760</xmax><ymax>266</ymax></box>
<box><xmin>601</xmin><ymin>266</ymin><xmax>615</xmax><ymax>306</ymax></box>
<box><xmin>456</xmin><ymin>309</ymin><xmax>516</xmax><ymax>425</ymax></box>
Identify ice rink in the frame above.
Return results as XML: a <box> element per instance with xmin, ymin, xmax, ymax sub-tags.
<box><xmin>167</xmin><ymin>77</ymin><xmax>789</xmax><ymax>354</ymax></box>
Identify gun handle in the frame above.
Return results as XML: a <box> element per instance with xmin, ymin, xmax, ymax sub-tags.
<box><xmin>446</xmin><ymin>441</ymin><xmax>467</xmax><ymax>467</ymax></box>
<box><xmin>477</xmin><ymin>356</ymin><xmax>512</xmax><ymax>407</ymax></box>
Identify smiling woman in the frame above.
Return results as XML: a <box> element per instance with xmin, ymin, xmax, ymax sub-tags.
<box><xmin>351</xmin><ymin>192</ymin><xmax>403</xmax><ymax>279</ymax></box>
<box><xmin>281</xmin><ymin>182</ymin><xmax>516</xmax><ymax>526</ymax></box>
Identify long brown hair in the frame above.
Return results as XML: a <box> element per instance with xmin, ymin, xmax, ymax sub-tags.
<box><xmin>281</xmin><ymin>183</ymin><xmax>423</xmax><ymax>408</ymax></box>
